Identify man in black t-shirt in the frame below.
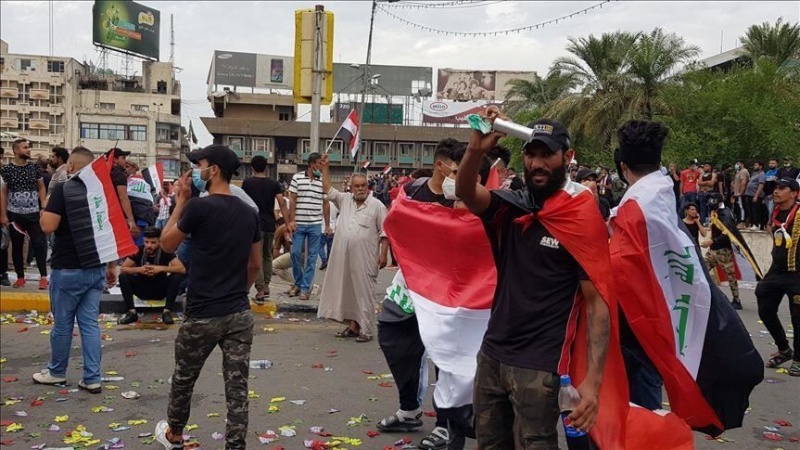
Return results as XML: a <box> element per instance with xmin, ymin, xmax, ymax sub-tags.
<box><xmin>117</xmin><ymin>227</ymin><xmax>185</xmax><ymax>326</ymax></box>
<box><xmin>574</xmin><ymin>168</ymin><xmax>611</xmax><ymax>220</ymax></box>
<box><xmin>701</xmin><ymin>199</ymin><xmax>742</xmax><ymax>309</ymax></box>
<box><xmin>156</xmin><ymin>145</ymin><xmax>261</xmax><ymax>450</ymax></box>
<box><xmin>756</xmin><ymin>178</ymin><xmax>800</xmax><ymax>376</ymax></box>
<box><xmin>33</xmin><ymin>147</ymin><xmax>107</xmax><ymax>394</ymax></box>
<box><xmin>682</xmin><ymin>202</ymin><xmax>707</xmax><ymax>245</ymax></box>
<box><xmin>105</xmin><ymin>148</ymin><xmax>136</xmax><ymax>231</ymax></box>
<box><xmin>241</xmin><ymin>155</ymin><xmax>289</xmax><ymax>304</ymax></box>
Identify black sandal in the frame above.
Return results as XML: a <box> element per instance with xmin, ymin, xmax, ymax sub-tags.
<box><xmin>376</xmin><ymin>412</ymin><xmax>423</xmax><ymax>432</ymax></box>
<box><xmin>419</xmin><ymin>426</ymin><xmax>449</xmax><ymax>449</ymax></box>
<box><xmin>766</xmin><ymin>348</ymin><xmax>793</xmax><ymax>368</ymax></box>
<box><xmin>789</xmin><ymin>361</ymin><xmax>800</xmax><ymax>377</ymax></box>
<box><xmin>335</xmin><ymin>328</ymin><xmax>359</xmax><ymax>338</ymax></box>
<box><xmin>355</xmin><ymin>334</ymin><xmax>373</xmax><ymax>343</ymax></box>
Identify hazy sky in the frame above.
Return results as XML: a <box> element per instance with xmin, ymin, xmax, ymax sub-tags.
<box><xmin>2</xmin><ymin>1</ymin><xmax>798</xmax><ymax>145</ymax></box>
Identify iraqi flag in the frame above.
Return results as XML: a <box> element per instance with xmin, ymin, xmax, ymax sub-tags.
<box><xmin>334</xmin><ymin>109</ymin><xmax>360</xmax><ymax>159</ymax></box>
<box><xmin>709</xmin><ymin>205</ymin><xmax>762</xmax><ymax>283</ymax></box>
<box><xmin>361</xmin><ymin>160</ymin><xmax>371</xmax><ymax>170</ymax></box>
<box><xmin>63</xmin><ymin>157</ymin><xmax>138</xmax><ymax>266</ymax></box>
<box><xmin>609</xmin><ymin>171</ymin><xmax>763</xmax><ymax>436</ymax></box>
<box><xmin>141</xmin><ymin>162</ymin><xmax>164</xmax><ymax>195</ymax></box>
<box><xmin>382</xmin><ymin>166</ymin><xmax>392</xmax><ymax>175</ymax></box>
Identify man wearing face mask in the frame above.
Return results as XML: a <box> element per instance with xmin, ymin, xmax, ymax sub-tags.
<box><xmin>287</xmin><ymin>153</ymin><xmax>330</xmax><ymax>301</ymax></box>
<box><xmin>778</xmin><ymin>156</ymin><xmax>800</xmax><ymax>181</ymax></box>
<box><xmin>317</xmin><ymin>155</ymin><xmax>389</xmax><ymax>342</ymax></box>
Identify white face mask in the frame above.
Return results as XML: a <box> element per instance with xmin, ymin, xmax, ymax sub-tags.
<box><xmin>442</xmin><ymin>176</ymin><xmax>458</xmax><ymax>200</ymax></box>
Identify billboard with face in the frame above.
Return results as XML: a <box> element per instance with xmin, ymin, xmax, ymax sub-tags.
<box><xmin>93</xmin><ymin>0</ymin><xmax>160</xmax><ymax>60</ymax></box>
<box><xmin>437</xmin><ymin>69</ymin><xmax>497</xmax><ymax>101</ymax></box>
<box><xmin>212</xmin><ymin>51</ymin><xmax>294</xmax><ymax>89</ymax></box>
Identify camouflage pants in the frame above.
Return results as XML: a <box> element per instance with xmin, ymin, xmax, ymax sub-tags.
<box><xmin>704</xmin><ymin>248</ymin><xmax>740</xmax><ymax>300</ymax></box>
<box><xmin>168</xmin><ymin>310</ymin><xmax>254</xmax><ymax>450</ymax></box>
<box><xmin>473</xmin><ymin>351</ymin><xmax>560</xmax><ymax>450</ymax></box>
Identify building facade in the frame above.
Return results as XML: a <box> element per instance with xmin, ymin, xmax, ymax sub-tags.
<box><xmin>0</xmin><ymin>40</ymin><xmax>184</xmax><ymax>178</ymax></box>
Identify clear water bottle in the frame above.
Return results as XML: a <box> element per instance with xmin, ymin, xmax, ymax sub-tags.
<box><xmin>249</xmin><ymin>359</ymin><xmax>273</xmax><ymax>370</ymax></box>
<box><xmin>558</xmin><ymin>375</ymin><xmax>591</xmax><ymax>450</ymax></box>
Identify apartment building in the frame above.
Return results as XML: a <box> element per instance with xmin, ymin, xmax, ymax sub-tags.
<box><xmin>0</xmin><ymin>40</ymin><xmax>185</xmax><ymax>178</ymax></box>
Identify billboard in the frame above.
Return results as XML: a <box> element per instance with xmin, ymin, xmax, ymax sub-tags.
<box><xmin>333</xmin><ymin>102</ymin><xmax>403</xmax><ymax>125</ymax></box>
<box><xmin>93</xmin><ymin>0</ymin><xmax>160</xmax><ymax>60</ymax></box>
<box><xmin>422</xmin><ymin>100</ymin><xmax>502</xmax><ymax>125</ymax></box>
<box><xmin>333</xmin><ymin>63</ymin><xmax>433</xmax><ymax>97</ymax></box>
<box><xmin>212</xmin><ymin>51</ymin><xmax>294</xmax><ymax>89</ymax></box>
<box><xmin>436</xmin><ymin>69</ymin><xmax>537</xmax><ymax>101</ymax></box>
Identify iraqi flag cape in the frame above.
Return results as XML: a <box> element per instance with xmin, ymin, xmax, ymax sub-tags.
<box><xmin>63</xmin><ymin>156</ymin><xmax>138</xmax><ymax>266</ymax></box>
<box><xmin>609</xmin><ymin>171</ymin><xmax>763</xmax><ymax>437</ymax></box>
<box><xmin>141</xmin><ymin>162</ymin><xmax>164</xmax><ymax>195</ymax></box>
<box><xmin>709</xmin><ymin>206</ymin><xmax>763</xmax><ymax>283</ymax></box>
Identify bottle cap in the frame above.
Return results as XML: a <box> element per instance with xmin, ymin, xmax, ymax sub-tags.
<box><xmin>560</xmin><ymin>375</ymin><xmax>571</xmax><ymax>386</ymax></box>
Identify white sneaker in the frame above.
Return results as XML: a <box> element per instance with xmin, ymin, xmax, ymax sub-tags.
<box><xmin>155</xmin><ymin>420</ymin><xmax>184</xmax><ymax>449</ymax></box>
<box><xmin>749</xmin><ymin>225</ymin><xmax>759</xmax><ymax>231</ymax></box>
<box><xmin>32</xmin><ymin>369</ymin><xmax>66</xmax><ymax>385</ymax></box>
<box><xmin>78</xmin><ymin>379</ymin><xmax>102</xmax><ymax>394</ymax></box>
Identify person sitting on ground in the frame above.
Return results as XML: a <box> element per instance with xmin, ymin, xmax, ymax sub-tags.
<box><xmin>118</xmin><ymin>227</ymin><xmax>186</xmax><ymax>325</ymax></box>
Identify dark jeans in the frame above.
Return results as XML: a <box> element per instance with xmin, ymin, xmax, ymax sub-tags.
<box><xmin>119</xmin><ymin>272</ymin><xmax>183</xmax><ymax>311</ymax></box>
<box><xmin>622</xmin><ymin>343</ymin><xmax>664</xmax><ymax>410</ymax></box>
<box><xmin>743</xmin><ymin>195</ymin><xmax>762</xmax><ymax>227</ymax></box>
<box><xmin>1</xmin><ymin>228</ymin><xmax>8</xmax><ymax>278</ymax></box>
<box><xmin>319</xmin><ymin>233</ymin><xmax>334</xmax><ymax>265</ymax></box>
<box><xmin>8</xmin><ymin>212</ymin><xmax>47</xmax><ymax>278</ymax></box>
<box><xmin>756</xmin><ymin>271</ymin><xmax>800</xmax><ymax>357</ymax></box>
<box><xmin>698</xmin><ymin>191</ymin><xmax>712</xmax><ymax>224</ymax></box>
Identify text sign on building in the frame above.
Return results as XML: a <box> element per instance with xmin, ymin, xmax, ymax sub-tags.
<box><xmin>92</xmin><ymin>0</ymin><xmax>161</xmax><ymax>60</ymax></box>
<box><xmin>422</xmin><ymin>100</ymin><xmax>502</xmax><ymax>125</ymax></box>
<box><xmin>212</xmin><ymin>51</ymin><xmax>294</xmax><ymax>90</ymax></box>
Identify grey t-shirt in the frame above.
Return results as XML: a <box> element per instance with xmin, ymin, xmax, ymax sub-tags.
<box><xmin>744</xmin><ymin>170</ymin><xmax>765</xmax><ymax>197</ymax></box>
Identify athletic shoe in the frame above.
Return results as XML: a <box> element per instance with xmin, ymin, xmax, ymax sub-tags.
<box><xmin>38</xmin><ymin>277</ymin><xmax>48</xmax><ymax>290</ymax></box>
<box><xmin>118</xmin><ymin>311</ymin><xmax>139</xmax><ymax>325</ymax></box>
<box><xmin>12</xmin><ymin>279</ymin><xmax>25</xmax><ymax>288</ymax></box>
<box><xmin>731</xmin><ymin>299</ymin><xmax>743</xmax><ymax>310</ymax></box>
<box><xmin>78</xmin><ymin>380</ymin><xmax>102</xmax><ymax>394</ymax></box>
<box><xmin>155</xmin><ymin>420</ymin><xmax>184</xmax><ymax>449</ymax></box>
<box><xmin>32</xmin><ymin>369</ymin><xmax>66</xmax><ymax>385</ymax></box>
<box><xmin>161</xmin><ymin>311</ymin><xmax>174</xmax><ymax>325</ymax></box>
<box><xmin>319</xmin><ymin>262</ymin><xmax>328</xmax><ymax>271</ymax></box>
<box><xmin>0</xmin><ymin>274</ymin><xmax>10</xmax><ymax>287</ymax></box>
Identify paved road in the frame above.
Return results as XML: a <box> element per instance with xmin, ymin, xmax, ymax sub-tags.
<box><xmin>0</xmin><ymin>269</ymin><xmax>796</xmax><ymax>449</ymax></box>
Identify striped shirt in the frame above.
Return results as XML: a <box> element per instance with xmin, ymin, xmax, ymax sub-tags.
<box><xmin>289</xmin><ymin>172</ymin><xmax>324</xmax><ymax>224</ymax></box>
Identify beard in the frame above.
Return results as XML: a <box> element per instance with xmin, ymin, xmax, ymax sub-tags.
<box><xmin>17</xmin><ymin>153</ymin><xmax>31</xmax><ymax>161</ymax></box>
<box><xmin>353</xmin><ymin>192</ymin><xmax>369</xmax><ymax>202</ymax></box>
<box><xmin>525</xmin><ymin>157</ymin><xmax>568</xmax><ymax>205</ymax></box>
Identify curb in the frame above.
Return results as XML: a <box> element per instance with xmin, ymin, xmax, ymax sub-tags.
<box><xmin>0</xmin><ymin>292</ymin><xmax>51</xmax><ymax>313</ymax></box>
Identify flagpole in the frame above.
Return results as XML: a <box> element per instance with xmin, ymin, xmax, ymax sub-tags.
<box><xmin>355</xmin><ymin>0</ymin><xmax>377</xmax><ymax>174</ymax></box>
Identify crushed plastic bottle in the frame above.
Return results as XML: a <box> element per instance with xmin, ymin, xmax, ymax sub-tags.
<box><xmin>249</xmin><ymin>359</ymin><xmax>273</xmax><ymax>370</ymax></box>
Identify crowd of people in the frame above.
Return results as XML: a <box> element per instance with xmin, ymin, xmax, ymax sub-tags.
<box><xmin>1</xmin><ymin>108</ymin><xmax>798</xmax><ymax>449</ymax></box>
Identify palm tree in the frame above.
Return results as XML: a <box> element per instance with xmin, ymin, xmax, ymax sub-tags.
<box><xmin>627</xmin><ymin>28</ymin><xmax>700</xmax><ymax>119</ymax></box>
<box><xmin>503</xmin><ymin>70</ymin><xmax>576</xmax><ymax>116</ymax></box>
<box><xmin>741</xmin><ymin>18</ymin><xmax>800</xmax><ymax>66</ymax></box>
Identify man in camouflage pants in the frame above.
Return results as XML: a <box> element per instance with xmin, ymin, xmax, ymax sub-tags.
<box><xmin>701</xmin><ymin>215</ymin><xmax>741</xmax><ymax>310</ymax></box>
<box><xmin>156</xmin><ymin>145</ymin><xmax>262</xmax><ymax>449</ymax></box>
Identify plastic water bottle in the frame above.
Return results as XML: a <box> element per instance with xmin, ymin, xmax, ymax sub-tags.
<box><xmin>249</xmin><ymin>359</ymin><xmax>273</xmax><ymax>370</ymax></box>
<box><xmin>558</xmin><ymin>375</ymin><xmax>591</xmax><ymax>450</ymax></box>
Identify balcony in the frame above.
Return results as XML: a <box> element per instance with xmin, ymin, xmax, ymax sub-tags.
<box><xmin>253</xmin><ymin>151</ymin><xmax>269</xmax><ymax>159</ymax></box>
<box><xmin>49</xmin><ymin>105</ymin><xmax>64</xmax><ymax>116</ymax></box>
<box><xmin>373</xmin><ymin>155</ymin><xmax>391</xmax><ymax>164</ymax></box>
<box><xmin>328</xmin><ymin>153</ymin><xmax>342</xmax><ymax>163</ymax></box>
<box><xmin>422</xmin><ymin>156</ymin><xmax>434</xmax><ymax>165</ymax></box>
<box><xmin>0</xmin><ymin>117</ymin><xmax>18</xmax><ymax>128</ymax></box>
<box><xmin>233</xmin><ymin>149</ymin><xmax>244</xmax><ymax>158</ymax></box>
<box><xmin>0</xmin><ymin>87</ymin><xmax>18</xmax><ymax>98</ymax></box>
<box><xmin>399</xmin><ymin>156</ymin><xmax>415</xmax><ymax>165</ymax></box>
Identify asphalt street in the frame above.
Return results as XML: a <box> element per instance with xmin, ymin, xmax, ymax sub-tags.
<box><xmin>0</xmin><ymin>268</ymin><xmax>796</xmax><ymax>449</ymax></box>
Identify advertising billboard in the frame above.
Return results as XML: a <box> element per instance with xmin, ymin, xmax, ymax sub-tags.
<box><xmin>333</xmin><ymin>63</ymin><xmax>433</xmax><ymax>97</ymax></box>
<box><xmin>333</xmin><ymin>102</ymin><xmax>403</xmax><ymax>125</ymax></box>
<box><xmin>212</xmin><ymin>51</ymin><xmax>294</xmax><ymax>89</ymax></box>
<box><xmin>422</xmin><ymin>100</ymin><xmax>502</xmax><ymax>125</ymax></box>
<box><xmin>93</xmin><ymin>0</ymin><xmax>160</xmax><ymax>60</ymax></box>
<box><xmin>436</xmin><ymin>69</ymin><xmax>537</xmax><ymax>101</ymax></box>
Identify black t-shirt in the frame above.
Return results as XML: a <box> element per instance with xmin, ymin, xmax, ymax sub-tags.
<box><xmin>178</xmin><ymin>195</ymin><xmax>261</xmax><ymax>318</ymax></box>
<box><xmin>598</xmin><ymin>198</ymin><xmax>611</xmax><ymax>221</ymax></box>
<box><xmin>778</xmin><ymin>167</ymin><xmax>800</xmax><ymax>182</ymax></box>
<box><xmin>509</xmin><ymin>176</ymin><xmax>525</xmax><ymax>191</ymax></box>
<box><xmin>770</xmin><ymin>206</ymin><xmax>800</xmax><ymax>274</ymax></box>
<box><xmin>0</xmin><ymin>163</ymin><xmax>42</xmax><ymax>215</ymax></box>
<box><xmin>684</xmin><ymin>220</ymin><xmax>700</xmax><ymax>244</ymax></box>
<box><xmin>241</xmin><ymin>176</ymin><xmax>282</xmax><ymax>233</ymax></box>
<box><xmin>45</xmin><ymin>183</ymin><xmax>91</xmax><ymax>270</ymax></box>
<box><xmin>129</xmin><ymin>246</ymin><xmax>176</xmax><ymax>267</ymax></box>
<box><xmin>480</xmin><ymin>191</ymin><xmax>589</xmax><ymax>372</ymax></box>
<box><xmin>111</xmin><ymin>166</ymin><xmax>127</xmax><ymax>198</ymax></box>
<box><xmin>709</xmin><ymin>222</ymin><xmax>731</xmax><ymax>250</ymax></box>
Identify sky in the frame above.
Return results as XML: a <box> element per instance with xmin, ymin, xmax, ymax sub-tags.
<box><xmin>1</xmin><ymin>1</ymin><xmax>799</xmax><ymax>146</ymax></box>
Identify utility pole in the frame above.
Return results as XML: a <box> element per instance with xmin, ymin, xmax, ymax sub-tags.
<box><xmin>310</xmin><ymin>5</ymin><xmax>325</xmax><ymax>154</ymax></box>
<box><xmin>355</xmin><ymin>0</ymin><xmax>378</xmax><ymax>172</ymax></box>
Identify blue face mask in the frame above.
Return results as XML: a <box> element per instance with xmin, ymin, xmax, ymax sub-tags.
<box><xmin>313</xmin><ymin>169</ymin><xmax>322</xmax><ymax>178</ymax></box>
<box><xmin>192</xmin><ymin>168</ymin><xmax>208</xmax><ymax>192</ymax></box>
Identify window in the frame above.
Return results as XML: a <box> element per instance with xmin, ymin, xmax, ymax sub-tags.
<box><xmin>17</xmin><ymin>113</ymin><xmax>28</xmax><ymax>130</ymax></box>
<box><xmin>228</xmin><ymin>136</ymin><xmax>244</xmax><ymax>151</ymax></box>
<box><xmin>99</xmin><ymin>102</ymin><xmax>115</xmax><ymax>110</ymax></box>
<box><xmin>279</xmin><ymin>112</ymin><xmax>290</xmax><ymax>121</ymax></box>
<box><xmin>18</xmin><ymin>59</ymin><xmax>35</xmax><ymax>72</ymax></box>
<box><xmin>47</xmin><ymin>60</ymin><xmax>65</xmax><ymax>73</ymax></box>
<box><xmin>399</xmin><ymin>143</ymin><xmax>414</xmax><ymax>156</ymax></box>
<box><xmin>98</xmin><ymin>124</ymin><xmax>126</xmax><ymax>140</ymax></box>
<box><xmin>301</xmin><ymin>139</ymin><xmax>311</xmax><ymax>154</ymax></box>
<box><xmin>131</xmin><ymin>104</ymin><xmax>149</xmax><ymax>112</ymax></box>
<box><xmin>157</xmin><ymin>123</ymin><xmax>172</xmax><ymax>142</ymax></box>
<box><xmin>128</xmin><ymin>125</ymin><xmax>146</xmax><ymax>141</ymax></box>
<box><xmin>373</xmin><ymin>142</ymin><xmax>390</xmax><ymax>156</ymax></box>
<box><xmin>325</xmin><ymin>140</ymin><xmax>343</xmax><ymax>155</ymax></box>
<box><xmin>422</xmin><ymin>143</ymin><xmax>437</xmax><ymax>157</ymax></box>
<box><xmin>49</xmin><ymin>85</ymin><xmax>63</xmax><ymax>104</ymax></box>
<box><xmin>254</xmin><ymin>138</ymin><xmax>269</xmax><ymax>154</ymax></box>
<box><xmin>81</xmin><ymin>123</ymin><xmax>99</xmax><ymax>139</ymax></box>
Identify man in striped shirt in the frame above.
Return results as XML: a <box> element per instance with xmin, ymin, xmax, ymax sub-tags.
<box><xmin>288</xmin><ymin>152</ymin><xmax>330</xmax><ymax>300</ymax></box>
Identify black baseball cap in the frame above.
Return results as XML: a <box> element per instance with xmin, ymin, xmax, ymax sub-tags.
<box><xmin>574</xmin><ymin>168</ymin><xmax>597</xmax><ymax>182</ymax></box>
<box><xmin>188</xmin><ymin>144</ymin><xmax>241</xmax><ymax>176</ymax></box>
<box><xmin>776</xmin><ymin>177</ymin><xmax>800</xmax><ymax>191</ymax></box>
<box><xmin>106</xmin><ymin>147</ymin><xmax>131</xmax><ymax>158</ymax></box>
<box><xmin>524</xmin><ymin>118</ymin><xmax>571</xmax><ymax>153</ymax></box>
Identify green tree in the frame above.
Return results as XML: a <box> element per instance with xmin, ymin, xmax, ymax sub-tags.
<box><xmin>741</xmin><ymin>18</ymin><xmax>800</xmax><ymax>66</ymax></box>
<box><xmin>503</xmin><ymin>70</ymin><xmax>576</xmax><ymax>116</ymax></box>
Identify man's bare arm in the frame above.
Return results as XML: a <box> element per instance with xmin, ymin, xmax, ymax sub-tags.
<box><xmin>456</xmin><ymin>129</ymin><xmax>503</xmax><ymax>215</ymax></box>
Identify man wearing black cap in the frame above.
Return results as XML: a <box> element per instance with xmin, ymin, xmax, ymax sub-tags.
<box><xmin>575</xmin><ymin>168</ymin><xmax>611</xmax><ymax>220</ymax></box>
<box><xmin>778</xmin><ymin>156</ymin><xmax>799</xmax><ymax>182</ymax></box>
<box><xmin>458</xmin><ymin>116</ymin><xmax>612</xmax><ymax>448</ymax></box>
<box><xmin>155</xmin><ymin>144</ymin><xmax>262</xmax><ymax>450</ymax></box>
<box><xmin>756</xmin><ymin>177</ymin><xmax>800</xmax><ymax>376</ymax></box>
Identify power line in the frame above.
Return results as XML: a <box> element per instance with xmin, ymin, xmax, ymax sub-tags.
<box><xmin>383</xmin><ymin>0</ymin><xmax>503</xmax><ymax>9</ymax></box>
<box><xmin>376</xmin><ymin>0</ymin><xmax>613</xmax><ymax>37</ymax></box>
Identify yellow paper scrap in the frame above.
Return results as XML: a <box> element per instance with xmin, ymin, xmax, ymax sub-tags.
<box><xmin>185</xmin><ymin>424</ymin><xmax>199</xmax><ymax>431</ymax></box>
<box><xmin>4</xmin><ymin>399</ymin><xmax>21</xmax><ymax>406</ymax></box>
<box><xmin>40</xmin><ymin>330</ymin><xmax>50</xmax><ymax>335</ymax></box>
<box><xmin>776</xmin><ymin>368</ymin><xmax>789</xmax><ymax>374</ymax></box>
<box><xmin>248</xmin><ymin>390</ymin><xmax>260</xmax><ymax>399</ymax></box>
<box><xmin>268</xmin><ymin>405</ymin><xmax>279</xmax><ymax>413</ymax></box>
<box><xmin>105</xmin><ymin>385</ymin><xmax>119</xmax><ymax>390</ymax></box>
<box><xmin>55</xmin><ymin>415</ymin><xmax>69</xmax><ymax>422</ymax></box>
<box><xmin>270</xmin><ymin>397</ymin><xmax>286</xmax><ymax>403</ymax></box>
<box><xmin>207</xmin><ymin>413</ymin><xmax>220</xmax><ymax>418</ymax></box>
<box><xmin>108</xmin><ymin>422</ymin><xmax>121</xmax><ymax>429</ymax></box>
<box><xmin>333</xmin><ymin>436</ymin><xmax>363</xmax><ymax>446</ymax></box>
<box><xmin>6</xmin><ymin>423</ymin><xmax>24</xmax><ymax>432</ymax></box>
<box><xmin>127</xmin><ymin>419</ymin><xmax>148</xmax><ymax>425</ymax></box>
<box><xmin>0</xmin><ymin>358</ymin><xmax>7</xmax><ymax>364</ymax></box>
<box><xmin>105</xmin><ymin>371</ymin><xmax>118</xmax><ymax>375</ymax></box>
<box><xmin>91</xmin><ymin>406</ymin><xmax>111</xmax><ymax>413</ymax></box>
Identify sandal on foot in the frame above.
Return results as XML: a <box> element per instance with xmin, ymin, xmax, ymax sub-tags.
<box><xmin>419</xmin><ymin>426</ymin><xmax>449</xmax><ymax>450</ymax></box>
<box><xmin>335</xmin><ymin>328</ymin><xmax>359</xmax><ymax>338</ymax></box>
<box><xmin>789</xmin><ymin>361</ymin><xmax>800</xmax><ymax>377</ymax></box>
<box><xmin>766</xmin><ymin>348</ymin><xmax>793</xmax><ymax>368</ymax></box>
<box><xmin>355</xmin><ymin>334</ymin><xmax>373</xmax><ymax>343</ymax></box>
<box><xmin>376</xmin><ymin>412</ymin><xmax>423</xmax><ymax>432</ymax></box>
<box><xmin>253</xmin><ymin>295</ymin><xmax>266</xmax><ymax>305</ymax></box>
